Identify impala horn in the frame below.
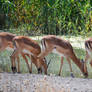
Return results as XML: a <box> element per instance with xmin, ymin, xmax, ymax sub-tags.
<box><xmin>47</xmin><ymin>59</ymin><xmax>51</xmax><ymax>68</ymax></box>
<box><xmin>44</xmin><ymin>57</ymin><xmax>51</xmax><ymax>68</ymax></box>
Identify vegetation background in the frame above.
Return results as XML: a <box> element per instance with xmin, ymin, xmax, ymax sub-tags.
<box><xmin>0</xmin><ymin>0</ymin><xmax>92</xmax><ymax>36</ymax></box>
<box><xmin>0</xmin><ymin>0</ymin><xmax>92</xmax><ymax>78</ymax></box>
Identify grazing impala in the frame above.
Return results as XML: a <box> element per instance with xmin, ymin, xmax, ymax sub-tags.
<box><xmin>0</xmin><ymin>32</ymin><xmax>32</xmax><ymax>73</ymax></box>
<box><xmin>11</xmin><ymin>36</ymin><xmax>48</xmax><ymax>74</ymax></box>
<box><xmin>85</xmin><ymin>38</ymin><xmax>92</xmax><ymax>67</ymax></box>
<box><xmin>38</xmin><ymin>35</ymin><xmax>88</xmax><ymax>77</ymax></box>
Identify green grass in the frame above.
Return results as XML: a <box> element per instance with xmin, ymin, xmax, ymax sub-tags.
<box><xmin>0</xmin><ymin>35</ymin><xmax>92</xmax><ymax>78</ymax></box>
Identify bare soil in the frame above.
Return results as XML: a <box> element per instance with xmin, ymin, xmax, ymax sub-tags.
<box><xmin>0</xmin><ymin>73</ymin><xmax>92</xmax><ymax>92</ymax></box>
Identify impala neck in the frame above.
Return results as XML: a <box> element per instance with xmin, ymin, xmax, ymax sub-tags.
<box><xmin>70</xmin><ymin>52</ymin><xmax>84</xmax><ymax>73</ymax></box>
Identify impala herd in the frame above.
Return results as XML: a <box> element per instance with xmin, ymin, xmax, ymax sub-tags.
<box><xmin>0</xmin><ymin>32</ymin><xmax>92</xmax><ymax>78</ymax></box>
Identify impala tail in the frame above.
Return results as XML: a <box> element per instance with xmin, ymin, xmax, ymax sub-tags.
<box><xmin>41</xmin><ymin>39</ymin><xmax>51</xmax><ymax>68</ymax></box>
<box><xmin>41</xmin><ymin>39</ymin><xmax>47</xmax><ymax>51</ymax></box>
<box><xmin>85</xmin><ymin>41</ymin><xmax>91</xmax><ymax>49</ymax></box>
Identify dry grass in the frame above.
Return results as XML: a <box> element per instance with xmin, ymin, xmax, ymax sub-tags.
<box><xmin>0</xmin><ymin>73</ymin><xmax>92</xmax><ymax>92</ymax></box>
<box><xmin>0</xmin><ymin>75</ymin><xmax>71</xmax><ymax>92</ymax></box>
<box><xmin>35</xmin><ymin>75</ymin><xmax>70</xmax><ymax>92</ymax></box>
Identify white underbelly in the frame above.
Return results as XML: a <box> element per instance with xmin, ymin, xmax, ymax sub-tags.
<box><xmin>22</xmin><ymin>49</ymin><xmax>33</xmax><ymax>55</ymax></box>
<box><xmin>52</xmin><ymin>49</ymin><xmax>65</xmax><ymax>57</ymax></box>
<box><xmin>6</xmin><ymin>47</ymin><xmax>14</xmax><ymax>51</ymax></box>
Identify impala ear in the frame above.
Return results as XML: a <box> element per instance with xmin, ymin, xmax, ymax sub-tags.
<box><xmin>47</xmin><ymin>59</ymin><xmax>51</xmax><ymax>68</ymax></box>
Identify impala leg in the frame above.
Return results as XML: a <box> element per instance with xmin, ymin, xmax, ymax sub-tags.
<box><xmin>84</xmin><ymin>51</ymin><xmax>91</xmax><ymax>71</ymax></box>
<box><xmin>10</xmin><ymin>50</ymin><xmax>17</xmax><ymax>73</ymax></box>
<box><xmin>58</xmin><ymin>56</ymin><xmax>64</xmax><ymax>76</ymax></box>
<box><xmin>28</xmin><ymin>55</ymin><xmax>32</xmax><ymax>73</ymax></box>
<box><xmin>16</xmin><ymin>56</ymin><xmax>21</xmax><ymax>73</ymax></box>
<box><xmin>21</xmin><ymin>54</ymin><xmax>32</xmax><ymax>73</ymax></box>
<box><xmin>25</xmin><ymin>54</ymin><xmax>32</xmax><ymax>73</ymax></box>
<box><xmin>66</xmin><ymin>58</ymin><xmax>74</xmax><ymax>78</ymax></box>
<box><xmin>85</xmin><ymin>51</ymin><xmax>90</xmax><ymax>62</ymax></box>
<box><xmin>40</xmin><ymin>58</ymin><xmax>48</xmax><ymax>75</ymax></box>
<box><xmin>83</xmin><ymin>51</ymin><xmax>90</xmax><ymax>76</ymax></box>
<box><xmin>30</xmin><ymin>61</ymin><xmax>32</xmax><ymax>73</ymax></box>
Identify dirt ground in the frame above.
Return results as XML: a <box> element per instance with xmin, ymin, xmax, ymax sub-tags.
<box><xmin>0</xmin><ymin>73</ymin><xmax>92</xmax><ymax>92</ymax></box>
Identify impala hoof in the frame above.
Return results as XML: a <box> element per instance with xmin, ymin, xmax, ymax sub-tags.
<box><xmin>11</xmin><ymin>67</ymin><xmax>17</xmax><ymax>73</ymax></box>
<box><xmin>17</xmin><ymin>72</ymin><xmax>21</xmax><ymax>74</ymax></box>
<box><xmin>29</xmin><ymin>71</ymin><xmax>32</xmax><ymax>74</ymax></box>
<box><xmin>58</xmin><ymin>74</ymin><xmax>60</xmax><ymax>76</ymax></box>
<box><xmin>84</xmin><ymin>73</ymin><xmax>88</xmax><ymax>78</ymax></box>
<box><xmin>70</xmin><ymin>73</ymin><xmax>75</xmax><ymax>78</ymax></box>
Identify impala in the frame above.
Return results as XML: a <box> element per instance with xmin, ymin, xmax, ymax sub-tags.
<box><xmin>85</xmin><ymin>38</ymin><xmax>92</xmax><ymax>67</ymax></box>
<box><xmin>38</xmin><ymin>35</ymin><xmax>88</xmax><ymax>77</ymax></box>
<box><xmin>0</xmin><ymin>32</ymin><xmax>32</xmax><ymax>73</ymax></box>
<box><xmin>11</xmin><ymin>36</ymin><xmax>48</xmax><ymax>74</ymax></box>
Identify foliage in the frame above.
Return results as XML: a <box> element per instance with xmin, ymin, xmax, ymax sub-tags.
<box><xmin>0</xmin><ymin>0</ymin><xmax>92</xmax><ymax>35</ymax></box>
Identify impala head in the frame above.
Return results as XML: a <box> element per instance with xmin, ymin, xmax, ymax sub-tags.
<box><xmin>80</xmin><ymin>59</ymin><xmax>88</xmax><ymax>78</ymax></box>
<box><xmin>37</xmin><ymin>57</ymin><xmax>47</xmax><ymax>74</ymax></box>
<box><xmin>37</xmin><ymin>57</ymin><xmax>51</xmax><ymax>74</ymax></box>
